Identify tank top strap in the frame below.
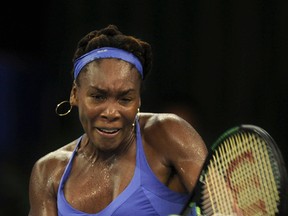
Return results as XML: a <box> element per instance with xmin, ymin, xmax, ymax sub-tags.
<box><xmin>58</xmin><ymin>136</ymin><xmax>82</xmax><ymax>191</ymax></box>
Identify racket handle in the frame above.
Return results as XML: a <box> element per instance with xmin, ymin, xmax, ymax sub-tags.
<box><xmin>171</xmin><ymin>202</ymin><xmax>201</xmax><ymax>216</ymax></box>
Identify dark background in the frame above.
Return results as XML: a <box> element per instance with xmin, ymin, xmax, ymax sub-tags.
<box><xmin>1</xmin><ymin>0</ymin><xmax>287</xmax><ymax>215</ymax></box>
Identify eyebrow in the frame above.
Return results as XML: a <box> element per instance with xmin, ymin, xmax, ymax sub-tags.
<box><xmin>90</xmin><ymin>87</ymin><xmax>136</xmax><ymax>95</ymax></box>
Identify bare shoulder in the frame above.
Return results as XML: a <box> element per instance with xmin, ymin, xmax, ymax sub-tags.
<box><xmin>139</xmin><ymin>112</ymin><xmax>199</xmax><ymax>140</ymax></box>
<box><xmin>138</xmin><ymin>112</ymin><xmax>207</xmax><ymax>192</ymax></box>
<box><xmin>33</xmin><ymin>140</ymin><xmax>76</xmax><ymax>170</ymax></box>
<box><xmin>28</xmin><ymin>139</ymin><xmax>80</xmax><ymax>215</ymax></box>
<box><xmin>139</xmin><ymin>112</ymin><xmax>207</xmax><ymax>161</ymax></box>
<box><xmin>29</xmin><ymin>139</ymin><xmax>78</xmax><ymax>191</ymax></box>
<box><xmin>139</xmin><ymin>112</ymin><xmax>185</xmax><ymax>126</ymax></box>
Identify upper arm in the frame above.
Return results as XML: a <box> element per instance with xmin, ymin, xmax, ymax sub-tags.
<box><xmin>157</xmin><ymin>114</ymin><xmax>208</xmax><ymax>192</ymax></box>
<box><xmin>28</xmin><ymin>155</ymin><xmax>59</xmax><ymax>216</ymax></box>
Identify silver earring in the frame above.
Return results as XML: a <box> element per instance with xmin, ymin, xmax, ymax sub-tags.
<box><xmin>55</xmin><ymin>100</ymin><xmax>72</xmax><ymax>116</ymax></box>
<box><xmin>132</xmin><ymin>108</ymin><xmax>140</xmax><ymax>127</ymax></box>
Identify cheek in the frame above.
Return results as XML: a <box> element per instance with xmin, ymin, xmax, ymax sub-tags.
<box><xmin>124</xmin><ymin>106</ymin><xmax>139</xmax><ymax>123</ymax></box>
<box><xmin>78</xmin><ymin>102</ymin><xmax>97</xmax><ymax>123</ymax></box>
<box><xmin>78</xmin><ymin>107</ymin><xmax>88</xmax><ymax>128</ymax></box>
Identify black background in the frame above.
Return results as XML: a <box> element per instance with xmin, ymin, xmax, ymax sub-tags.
<box><xmin>0</xmin><ymin>0</ymin><xmax>287</xmax><ymax>215</ymax></box>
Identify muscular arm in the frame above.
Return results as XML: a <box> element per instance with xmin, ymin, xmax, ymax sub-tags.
<box><xmin>28</xmin><ymin>155</ymin><xmax>58</xmax><ymax>216</ymax></box>
<box><xmin>28</xmin><ymin>146</ymin><xmax>72</xmax><ymax>216</ymax></box>
<box><xmin>143</xmin><ymin>113</ymin><xmax>208</xmax><ymax>193</ymax></box>
<box><xmin>166</xmin><ymin>116</ymin><xmax>208</xmax><ymax>192</ymax></box>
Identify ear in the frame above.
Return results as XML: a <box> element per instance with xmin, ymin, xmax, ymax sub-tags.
<box><xmin>69</xmin><ymin>81</ymin><xmax>78</xmax><ymax>106</ymax></box>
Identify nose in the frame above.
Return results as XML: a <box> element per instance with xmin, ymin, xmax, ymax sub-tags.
<box><xmin>100</xmin><ymin>103</ymin><xmax>120</xmax><ymax>122</ymax></box>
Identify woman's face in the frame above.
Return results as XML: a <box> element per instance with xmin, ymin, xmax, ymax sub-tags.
<box><xmin>71</xmin><ymin>58</ymin><xmax>141</xmax><ymax>151</ymax></box>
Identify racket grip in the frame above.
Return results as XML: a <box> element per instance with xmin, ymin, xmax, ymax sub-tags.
<box><xmin>170</xmin><ymin>202</ymin><xmax>201</xmax><ymax>216</ymax></box>
<box><xmin>190</xmin><ymin>204</ymin><xmax>201</xmax><ymax>216</ymax></box>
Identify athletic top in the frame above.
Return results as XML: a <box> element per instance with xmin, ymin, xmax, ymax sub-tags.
<box><xmin>57</xmin><ymin>120</ymin><xmax>193</xmax><ymax>216</ymax></box>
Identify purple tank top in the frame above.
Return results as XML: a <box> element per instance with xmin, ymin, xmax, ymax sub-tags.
<box><xmin>57</xmin><ymin>120</ymin><xmax>191</xmax><ymax>216</ymax></box>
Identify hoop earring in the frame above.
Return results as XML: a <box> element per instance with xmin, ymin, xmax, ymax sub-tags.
<box><xmin>55</xmin><ymin>100</ymin><xmax>73</xmax><ymax>116</ymax></box>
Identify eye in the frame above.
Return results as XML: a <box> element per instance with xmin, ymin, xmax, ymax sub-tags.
<box><xmin>119</xmin><ymin>97</ymin><xmax>132</xmax><ymax>104</ymax></box>
<box><xmin>91</xmin><ymin>94</ymin><xmax>106</xmax><ymax>101</ymax></box>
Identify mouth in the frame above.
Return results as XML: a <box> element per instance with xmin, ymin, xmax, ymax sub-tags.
<box><xmin>96</xmin><ymin>127</ymin><xmax>120</xmax><ymax>135</ymax></box>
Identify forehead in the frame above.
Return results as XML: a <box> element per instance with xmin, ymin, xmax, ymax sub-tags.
<box><xmin>79</xmin><ymin>59</ymin><xmax>141</xmax><ymax>88</ymax></box>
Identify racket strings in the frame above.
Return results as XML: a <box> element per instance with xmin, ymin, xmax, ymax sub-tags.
<box><xmin>201</xmin><ymin>131</ymin><xmax>280</xmax><ymax>216</ymax></box>
<box><xmin>249</xmin><ymin>133</ymin><xmax>280</xmax><ymax>215</ymax></box>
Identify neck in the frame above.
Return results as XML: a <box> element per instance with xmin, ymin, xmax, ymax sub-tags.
<box><xmin>79</xmin><ymin>128</ymin><xmax>136</xmax><ymax>164</ymax></box>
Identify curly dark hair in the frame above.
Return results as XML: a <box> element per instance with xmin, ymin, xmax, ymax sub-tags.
<box><xmin>71</xmin><ymin>24</ymin><xmax>152</xmax><ymax>81</ymax></box>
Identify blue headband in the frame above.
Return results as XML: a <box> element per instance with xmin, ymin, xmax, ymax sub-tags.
<box><xmin>73</xmin><ymin>47</ymin><xmax>143</xmax><ymax>79</ymax></box>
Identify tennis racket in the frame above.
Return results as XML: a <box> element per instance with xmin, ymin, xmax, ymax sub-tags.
<box><xmin>180</xmin><ymin>124</ymin><xmax>288</xmax><ymax>216</ymax></box>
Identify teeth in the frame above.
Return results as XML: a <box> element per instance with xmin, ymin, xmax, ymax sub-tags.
<box><xmin>99</xmin><ymin>128</ymin><xmax>119</xmax><ymax>134</ymax></box>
